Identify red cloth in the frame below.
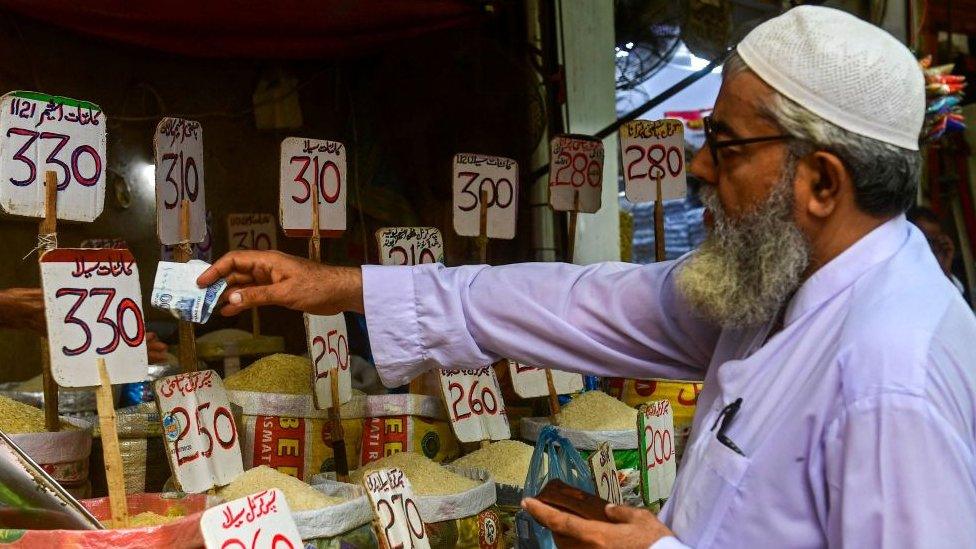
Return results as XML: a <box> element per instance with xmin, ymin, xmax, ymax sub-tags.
<box><xmin>0</xmin><ymin>0</ymin><xmax>480</xmax><ymax>58</ymax></box>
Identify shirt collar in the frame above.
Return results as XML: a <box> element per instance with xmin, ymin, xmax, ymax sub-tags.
<box><xmin>784</xmin><ymin>215</ymin><xmax>911</xmax><ymax>326</ymax></box>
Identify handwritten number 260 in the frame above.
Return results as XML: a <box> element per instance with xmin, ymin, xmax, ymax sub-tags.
<box><xmin>220</xmin><ymin>528</ymin><xmax>294</xmax><ymax>549</ymax></box>
<box><xmin>55</xmin><ymin>287</ymin><xmax>145</xmax><ymax>356</ymax></box>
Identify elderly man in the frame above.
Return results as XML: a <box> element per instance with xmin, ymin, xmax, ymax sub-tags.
<box><xmin>199</xmin><ymin>6</ymin><xmax>976</xmax><ymax>548</ymax></box>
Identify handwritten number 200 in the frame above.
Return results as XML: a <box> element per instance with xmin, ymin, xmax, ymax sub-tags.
<box><xmin>625</xmin><ymin>144</ymin><xmax>682</xmax><ymax>181</ymax></box>
<box><xmin>6</xmin><ymin>128</ymin><xmax>101</xmax><ymax>188</ymax></box>
<box><xmin>55</xmin><ymin>287</ymin><xmax>145</xmax><ymax>356</ymax></box>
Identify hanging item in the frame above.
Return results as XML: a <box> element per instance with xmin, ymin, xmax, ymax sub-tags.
<box><xmin>920</xmin><ymin>56</ymin><xmax>967</xmax><ymax>143</ymax></box>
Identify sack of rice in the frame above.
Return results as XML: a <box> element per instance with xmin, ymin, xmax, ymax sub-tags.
<box><xmin>345</xmin><ymin>452</ymin><xmax>502</xmax><ymax>549</ymax></box>
<box><xmin>0</xmin><ymin>492</ymin><xmax>213</xmax><ymax>547</ymax></box>
<box><xmin>0</xmin><ymin>377</ymin><xmax>100</xmax><ymax>421</ymax></box>
<box><xmin>91</xmin><ymin>402</ymin><xmax>171</xmax><ymax>495</ymax></box>
<box><xmin>606</xmin><ymin>377</ymin><xmax>702</xmax><ymax>462</ymax></box>
<box><xmin>520</xmin><ymin>390</ymin><xmax>644</xmax><ymax>507</ymax></box>
<box><xmin>196</xmin><ymin>328</ymin><xmax>284</xmax><ymax>377</ymax></box>
<box><xmin>226</xmin><ymin>354</ymin><xmax>458</xmax><ymax>479</ymax></box>
<box><xmin>0</xmin><ymin>396</ymin><xmax>92</xmax><ymax>499</ymax></box>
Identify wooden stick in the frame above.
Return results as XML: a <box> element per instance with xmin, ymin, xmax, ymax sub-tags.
<box><xmin>95</xmin><ymin>358</ymin><xmax>128</xmax><ymax>528</ymax></box>
<box><xmin>654</xmin><ymin>177</ymin><xmax>665</xmax><ymax>262</ymax></box>
<box><xmin>545</xmin><ymin>368</ymin><xmax>561</xmax><ymax>424</ymax></box>
<box><xmin>250</xmin><ymin>308</ymin><xmax>261</xmax><ymax>338</ymax></box>
<box><xmin>477</xmin><ymin>188</ymin><xmax>488</xmax><ymax>264</ymax></box>
<box><xmin>330</xmin><ymin>370</ymin><xmax>348</xmax><ymax>481</ymax></box>
<box><xmin>175</xmin><ymin>199</ymin><xmax>197</xmax><ymax>372</ymax></box>
<box><xmin>40</xmin><ymin>171</ymin><xmax>59</xmax><ymax>432</ymax></box>
<box><xmin>309</xmin><ymin>176</ymin><xmax>321</xmax><ymax>263</ymax></box>
<box><xmin>567</xmin><ymin>190</ymin><xmax>580</xmax><ymax>263</ymax></box>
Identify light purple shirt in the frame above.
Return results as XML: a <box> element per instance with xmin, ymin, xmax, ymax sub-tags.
<box><xmin>362</xmin><ymin>216</ymin><xmax>976</xmax><ymax>548</ymax></box>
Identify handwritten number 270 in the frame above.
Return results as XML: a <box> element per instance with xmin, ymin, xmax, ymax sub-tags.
<box><xmin>55</xmin><ymin>287</ymin><xmax>145</xmax><ymax>356</ymax></box>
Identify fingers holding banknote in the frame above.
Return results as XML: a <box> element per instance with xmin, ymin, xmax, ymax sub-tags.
<box><xmin>198</xmin><ymin>251</ymin><xmax>364</xmax><ymax>317</ymax></box>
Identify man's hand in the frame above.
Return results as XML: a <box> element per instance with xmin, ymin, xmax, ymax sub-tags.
<box><xmin>146</xmin><ymin>332</ymin><xmax>169</xmax><ymax>364</ymax></box>
<box><xmin>522</xmin><ymin>497</ymin><xmax>674</xmax><ymax>549</ymax></box>
<box><xmin>197</xmin><ymin>251</ymin><xmax>364</xmax><ymax>317</ymax></box>
<box><xmin>0</xmin><ymin>288</ymin><xmax>45</xmax><ymax>333</ymax></box>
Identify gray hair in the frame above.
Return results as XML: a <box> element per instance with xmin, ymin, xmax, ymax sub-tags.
<box><xmin>723</xmin><ymin>52</ymin><xmax>920</xmax><ymax>216</ymax></box>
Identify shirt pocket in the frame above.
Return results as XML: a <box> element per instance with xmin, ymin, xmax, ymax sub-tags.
<box><xmin>670</xmin><ymin>434</ymin><xmax>751</xmax><ymax>548</ymax></box>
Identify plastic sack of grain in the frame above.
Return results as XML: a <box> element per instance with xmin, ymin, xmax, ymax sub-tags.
<box><xmin>91</xmin><ymin>402</ymin><xmax>170</xmax><ymax>495</ymax></box>
<box><xmin>0</xmin><ymin>492</ymin><xmax>213</xmax><ymax>548</ymax></box>
<box><xmin>606</xmin><ymin>377</ymin><xmax>702</xmax><ymax>462</ymax></box>
<box><xmin>296</xmin><ymin>479</ymin><xmax>376</xmax><ymax>547</ymax></box>
<box><xmin>5</xmin><ymin>412</ymin><xmax>92</xmax><ymax>499</ymax></box>
<box><xmin>355</xmin><ymin>394</ymin><xmax>459</xmax><ymax>466</ymax></box>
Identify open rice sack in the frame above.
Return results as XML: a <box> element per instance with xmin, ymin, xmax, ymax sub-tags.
<box><xmin>91</xmin><ymin>401</ymin><xmax>170</xmax><ymax>495</ymax></box>
<box><xmin>606</xmin><ymin>378</ymin><xmax>702</xmax><ymax>463</ymax></box>
<box><xmin>0</xmin><ymin>492</ymin><xmax>212</xmax><ymax>548</ymax></box>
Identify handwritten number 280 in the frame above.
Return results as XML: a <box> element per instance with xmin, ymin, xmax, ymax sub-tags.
<box><xmin>55</xmin><ymin>287</ymin><xmax>145</xmax><ymax>356</ymax></box>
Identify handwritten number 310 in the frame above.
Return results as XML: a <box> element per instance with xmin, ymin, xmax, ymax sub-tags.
<box><xmin>55</xmin><ymin>287</ymin><xmax>145</xmax><ymax>356</ymax></box>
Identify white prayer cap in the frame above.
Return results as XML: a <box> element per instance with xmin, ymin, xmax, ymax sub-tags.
<box><xmin>737</xmin><ymin>6</ymin><xmax>924</xmax><ymax>150</ymax></box>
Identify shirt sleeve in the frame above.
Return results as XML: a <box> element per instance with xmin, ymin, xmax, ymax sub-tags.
<box><xmin>823</xmin><ymin>392</ymin><xmax>976</xmax><ymax>548</ymax></box>
<box><xmin>649</xmin><ymin>536</ymin><xmax>691</xmax><ymax>549</ymax></box>
<box><xmin>362</xmin><ymin>259</ymin><xmax>720</xmax><ymax>387</ymax></box>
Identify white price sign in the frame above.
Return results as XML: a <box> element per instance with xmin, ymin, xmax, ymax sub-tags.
<box><xmin>452</xmin><ymin>153</ymin><xmax>518</xmax><ymax>240</ymax></box>
<box><xmin>638</xmin><ymin>400</ymin><xmax>676</xmax><ymax>504</ymax></box>
<box><xmin>588</xmin><ymin>441</ymin><xmax>622</xmax><ymax>504</ymax></box>
<box><xmin>40</xmin><ymin>248</ymin><xmax>148</xmax><ymax>387</ymax></box>
<box><xmin>154</xmin><ymin>370</ymin><xmax>242</xmax><ymax>493</ymax></box>
<box><xmin>439</xmin><ymin>367</ymin><xmax>510</xmax><ymax>442</ymax></box>
<box><xmin>304</xmin><ymin>313</ymin><xmax>352</xmax><ymax>410</ymax></box>
<box><xmin>200</xmin><ymin>488</ymin><xmax>303</xmax><ymax>549</ymax></box>
<box><xmin>0</xmin><ymin>91</ymin><xmax>106</xmax><ymax>221</ymax></box>
<box><xmin>155</xmin><ymin>117</ymin><xmax>207</xmax><ymax>245</ymax></box>
<box><xmin>548</xmin><ymin>134</ymin><xmax>603</xmax><ymax>213</ymax></box>
<box><xmin>362</xmin><ymin>468</ymin><xmax>431</xmax><ymax>549</ymax></box>
<box><xmin>279</xmin><ymin>137</ymin><xmax>347</xmax><ymax>237</ymax></box>
<box><xmin>507</xmin><ymin>360</ymin><xmax>584</xmax><ymax>399</ymax></box>
<box><xmin>376</xmin><ymin>227</ymin><xmax>444</xmax><ymax>266</ymax></box>
<box><xmin>161</xmin><ymin>210</ymin><xmax>213</xmax><ymax>261</ymax></box>
<box><xmin>621</xmin><ymin>119</ymin><xmax>686</xmax><ymax>203</ymax></box>
<box><xmin>228</xmin><ymin>213</ymin><xmax>277</xmax><ymax>251</ymax></box>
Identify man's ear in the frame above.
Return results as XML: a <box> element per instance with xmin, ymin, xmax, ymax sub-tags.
<box><xmin>798</xmin><ymin>151</ymin><xmax>848</xmax><ymax>219</ymax></box>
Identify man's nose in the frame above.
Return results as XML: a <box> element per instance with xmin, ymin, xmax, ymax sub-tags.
<box><xmin>689</xmin><ymin>146</ymin><xmax>717</xmax><ymax>186</ymax></box>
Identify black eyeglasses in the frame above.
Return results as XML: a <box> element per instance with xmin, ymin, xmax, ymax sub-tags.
<box><xmin>703</xmin><ymin>115</ymin><xmax>792</xmax><ymax>167</ymax></box>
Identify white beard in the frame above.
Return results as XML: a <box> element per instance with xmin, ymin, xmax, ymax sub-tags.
<box><xmin>676</xmin><ymin>163</ymin><xmax>810</xmax><ymax>328</ymax></box>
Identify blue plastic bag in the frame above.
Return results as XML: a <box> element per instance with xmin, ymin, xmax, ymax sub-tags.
<box><xmin>516</xmin><ymin>425</ymin><xmax>596</xmax><ymax>548</ymax></box>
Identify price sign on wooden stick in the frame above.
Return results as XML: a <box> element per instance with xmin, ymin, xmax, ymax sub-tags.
<box><xmin>638</xmin><ymin>400</ymin><xmax>677</xmax><ymax>505</ymax></box>
<box><xmin>363</xmin><ymin>468</ymin><xmax>431</xmax><ymax>549</ymax></box>
<box><xmin>508</xmin><ymin>360</ymin><xmax>583</xmax><ymax>399</ymax></box>
<box><xmin>154</xmin><ymin>118</ymin><xmax>206</xmax><ymax>245</ymax></box>
<box><xmin>228</xmin><ymin>213</ymin><xmax>276</xmax><ymax>338</ymax></box>
<box><xmin>452</xmin><ymin>153</ymin><xmax>519</xmax><ymax>261</ymax></box>
<box><xmin>621</xmin><ymin>119</ymin><xmax>686</xmax><ymax>262</ymax></box>
<box><xmin>40</xmin><ymin>248</ymin><xmax>149</xmax><ymax>387</ymax></box>
<box><xmin>305</xmin><ymin>313</ymin><xmax>352</xmax><ymax>410</ymax></box>
<box><xmin>548</xmin><ymin>134</ymin><xmax>603</xmax><ymax>213</ymax></box>
<box><xmin>201</xmin><ymin>489</ymin><xmax>303</xmax><ymax>549</ymax></box>
<box><xmin>588</xmin><ymin>441</ymin><xmax>623</xmax><ymax>504</ymax></box>
<box><xmin>279</xmin><ymin>137</ymin><xmax>347</xmax><ymax>238</ymax></box>
<box><xmin>376</xmin><ymin>227</ymin><xmax>444</xmax><ymax>266</ymax></box>
<box><xmin>95</xmin><ymin>357</ymin><xmax>128</xmax><ymax>527</ymax></box>
<box><xmin>0</xmin><ymin>92</ymin><xmax>106</xmax><ymax>222</ymax></box>
<box><xmin>438</xmin><ymin>367</ymin><xmax>510</xmax><ymax>443</ymax></box>
<box><xmin>154</xmin><ymin>370</ymin><xmax>242</xmax><ymax>493</ymax></box>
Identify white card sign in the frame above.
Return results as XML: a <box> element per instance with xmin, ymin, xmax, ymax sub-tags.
<box><xmin>548</xmin><ymin>134</ymin><xmax>603</xmax><ymax>213</ymax></box>
<box><xmin>362</xmin><ymin>468</ymin><xmax>431</xmax><ymax>549</ymax></box>
<box><xmin>161</xmin><ymin>210</ymin><xmax>213</xmax><ymax>261</ymax></box>
<box><xmin>507</xmin><ymin>360</ymin><xmax>584</xmax><ymax>399</ymax></box>
<box><xmin>588</xmin><ymin>441</ymin><xmax>623</xmax><ymax>504</ymax></box>
<box><xmin>439</xmin><ymin>367</ymin><xmax>510</xmax><ymax>442</ymax></box>
<box><xmin>155</xmin><ymin>117</ymin><xmax>207</xmax><ymax>245</ymax></box>
<box><xmin>304</xmin><ymin>313</ymin><xmax>352</xmax><ymax>410</ymax></box>
<box><xmin>279</xmin><ymin>137</ymin><xmax>347</xmax><ymax>237</ymax></box>
<box><xmin>0</xmin><ymin>91</ymin><xmax>106</xmax><ymax>221</ymax></box>
<box><xmin>200</xmin><ymin>488</ymin><xmax>303</xmax><ymax>549</ymax></box>
<box><xmin>40</xmin><ymin>248</ymin><xmax>148</xmax><ymax>387</ymax></box>
<box><xmin>154</xmin><ymin>370</ymin><xmax>242</xmax><ymax>493</ymax></box>
<box><xmin>228</xmin><ymin>213</ymin><xmax>277</xmax><ymax>251</ymax></box>
<box><xmin>452</xmin><ymin>153</ymin><xmax>518</xmax><ymax>240</ymax></box>
<box><xmin>375</xmin><ymin>227</ymin><xmax>444</xmax><ymax>266</ymax></box>
<box><xmin>638</xmin><ymin>400</ymin><xmax>677</xmax><ymax>504</ymax></box>
<box><xmin>621</xmin><ymin>119</ymin><xmax>686</xmax><ymax>203</ymax></box>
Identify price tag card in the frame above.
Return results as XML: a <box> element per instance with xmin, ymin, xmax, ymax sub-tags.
<box><xmin>507</xmin><ymin>360</ymin><xmax>583</xmax><ymax>399</ymax></box>
<box><xmin>154</xmin><ymin>370</ymin><xmax>243</xmax><ymax>493</ymax></box>
<box><xmin>548</xmin><ymin>134</ymin><xmax>604</xmax><ymax>213</ymax></box>
<box><xmin>161</xmin><ymin>210</ymin><xmax>213</xmax><ymax>261</ymax></box>
<box><xmin>362</xmin><ymin>468</ymin><xmax>431</xmax><ymax>549</ymax></box>
<box><xmin>620</xmin><ymin>119</ymin><xmax>686</xmax><ymax>204</ymax></box>
<box><xmin>439</xmin><ymin>367</ymin><xmax>510</xmax><ymax>442</ymax></box>
<box><xmin>200</xmin><ymin>488</ymin><xmax>303</xmax><ymax>549</ymax></box>
<box><xmin>452</xmin><ymin>153</ymin><xmax>518</xmax><ymax>240</ymax></box>
<box><xmin>155</xmin><ymin>117</ymin><xmax>206</xmax><ymax>245</ymax></box>
<box><xmin>279</xmin><ymin>137</ymin><xmax>347</xmax><ymax>237</ymax></box>
<box><xmin>638</xmin><ymin>400</ymin><xmax>677</xmax><ymax>505</ymax></box>
<box><xmin>228</xmin><ymin>213</ymin><xmax>278</xmax><ymax>251</ymax></box>
<box><xmin>588</xmin><ymin>441</ymin><xmax>623</xmax><ymax>504</ymax></box>
<box><xmin>79</xmin><ymin>238</ymin><xmax>127</xmax><ymax>249</ymax></box>
<box><xmin>375</xmin><ymin>227</ymin><xmax>444</xmax><ymax>266</ymax></box>
<box><xmin>40</xmin><ymin>248</ymin><xmax>148</xmax><ymax>387</ymax></box>
<box><xmin>304</xmin><ymin>313</ymin><xmax>352</xmax><ymax>410</ymax></box>
<box><xmin>0</xmin><ymin>91</ymin><xmax>106</xmax><ymax>221</ymax></box>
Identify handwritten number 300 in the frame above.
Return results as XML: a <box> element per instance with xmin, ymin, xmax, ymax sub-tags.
<box><xmin>56</xmin><ymin>287</ymin><xmax>145</xmax><ymax>356</ymax></box>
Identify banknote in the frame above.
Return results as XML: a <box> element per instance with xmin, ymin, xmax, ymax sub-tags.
<box><xmin>151</xmin><ymin>260</ymin><xmax>227</xmax><ymax>323</ymax></box>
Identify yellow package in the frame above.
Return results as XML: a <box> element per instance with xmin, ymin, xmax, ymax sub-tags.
<box><xmin>608</xmin><ymin>378</ymin><xmax>702</xmax><ymax>461</ymax></box>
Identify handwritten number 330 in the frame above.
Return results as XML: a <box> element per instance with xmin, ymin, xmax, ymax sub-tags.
<box><xmin>55</xmin><ymin>287</ymin><xmax>145</xmax><ymax>356</ymax></box>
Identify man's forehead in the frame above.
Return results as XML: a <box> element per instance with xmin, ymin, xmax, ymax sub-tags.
<box><xmin>712</xmin><ymin>71</ymin><xmax>780</xmax><ymax>134</ymax></box>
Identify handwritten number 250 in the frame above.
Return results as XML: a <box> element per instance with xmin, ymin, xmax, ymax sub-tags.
<box><xmin>55</xmin><ymin>287</ymin><xmax>145</xmax><ymax>356</ymax></box>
